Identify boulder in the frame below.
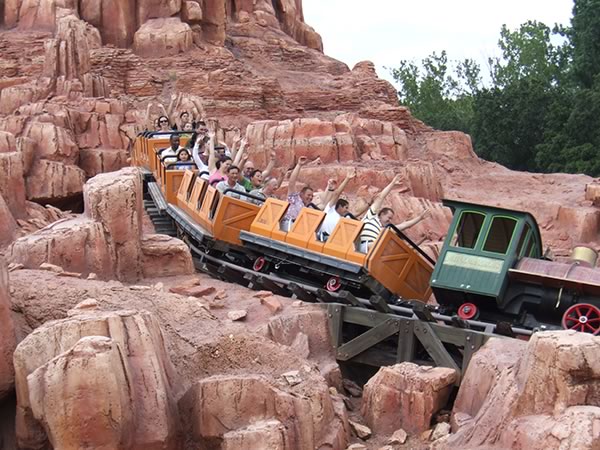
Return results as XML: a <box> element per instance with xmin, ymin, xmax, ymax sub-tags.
<box><xmin>179</xmin><ymin>374</ymin><xmax>347</xmax><ymax>449</ymax></box>
<box><xmin>7</xmin><ymin>219</ymin><xmax>113</xmax><ymax>277</ymax></box>
<box><xmin>79</xmin><ymin>148</ymin><xmax>129</xmax><ymax>177</ymax></box>
<box><xmin>0</xmin><ymin>257</ymin><xmax>16</xmax><ymax>400</ymax></box>
<box><xmin>445</xmin><ymin>331</ymin><xmax>600</xmax><ymax>449</ymax></box>
<box><xmin>14</xmin><ymin>310</ymin><xmax>181</xmax><ymax>450</ymax></box>
<box><xmin>361</xmin><ymin>362</ymin><xmax>457</xmax><ymax>435</ymax></box>
<box><xmin>10</xmin><ymin>168</ymin><xmax>193</xmax><ymax>282</ymax></box>
<box><xmin>28</xmin><ymin>336</ymin><xmax>136</xmax><ymax>449</ymax></box>
<box><xmin>81</xmin><ymin>0</ymin><xmax>137</xmax><ymax>47</ymax></box>
<box><xmin>23</xmin><ymin>122</ymin><xmax>79</xmax><ymax>164</ymax></box>
<box><xmin>137</xmin><ymin>0</ymin><xmax>182</xmax><ymax>25</ymax></box>
<box><xmin>140</xmin><ymin>234</ymin><xmax>194</xmax><ymax>278</ymax></box>
<box><xmin>25</xmin><ymin>160</ymin><xmax>85</xmax><ymax>202</ymax></box>
<box><xmin>133</xmin><ymin>18</ymin><xmax>193</xmax><ymax>57</ymax></box>
<box><xmin>83</xmin><ymin>167</ymin><xmax>143</xmax><ymax>281</ymax></box>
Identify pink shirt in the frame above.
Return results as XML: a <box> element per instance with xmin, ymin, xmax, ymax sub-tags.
<box><xmin>208</xmin><ymin>171</ymin><xmax>226</xmax><ymax>186</ymax></box>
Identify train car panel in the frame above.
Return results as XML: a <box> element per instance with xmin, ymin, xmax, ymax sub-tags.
<box><xmin>163</xmin><ymin>169</ymin><xmax>194</xmax><ymax>205</ymax></box>
<box><xmin>366</xmin><ymin>228</ymin><xmax>434</xmax><ymax>301</ymax></box>
<box><xmin>197</xmin><ymin>186</ymin><xmax>219</xmax><ymax>234</ymax></box>
<box><xmin>212</xmin><ymin>196</ymin><xmax>261</xmax><ymax>246</ymax></box>
<box><xmin>285</xmin><ymin>208</ymin><xmax>325</xmax><ymax>250</ymax></box>
<box><xmin>323</xmin><ymin>218</ymin><xmax>364</xmax><ymax>261</ymax></box>
<box><xmin>250</xmin><ymin>198</ymin><xmax>289</xmax><ymax>239</ymax></box>
<box><xmin>186</xmin><ymin>177</ymin><xmax>207</xmax><ymax>220</ymax></box>
<box><xmin>176</xmin><ymin>170</ymin><xmax>196</xmax><ymax>208</ymax></box>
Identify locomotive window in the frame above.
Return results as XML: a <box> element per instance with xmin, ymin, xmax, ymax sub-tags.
<box><xmin>526</xmin><ymin>237</ymin><xmax>539</xmax><ymax>258</ymax></box>
<box><xmin>483</xmin><ymin>216</ymin><xmax>517</xmax><ymax>254</ymax></box>
<box><xmin>516</xmin><ymin>224</ymin><xmax>532</xmax><ymax>257</ymax></box>
<box><xmin>451</xmin><ymin>212</ymin><xmax>485</xmax><ymax>249</ymax></box>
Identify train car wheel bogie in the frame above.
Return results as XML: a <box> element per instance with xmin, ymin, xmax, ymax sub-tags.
<box><xmin>562</xmin><ymin>303</ymin><xmax>600</xmax><ymax>335</ymax></box>
<box><xmin>457</xmin><ymin>302</ymin><xmax>479</xmax><ymax>321</ymax></box>
<box><xmin>253</xmin><ymin>256</ymin><xmax>268</xmax><ymax>273</ymax></box>
<box><xmin>326</xmin><ymin>276</ymin><xmax>342</xmax><ymax>292</ymax></box>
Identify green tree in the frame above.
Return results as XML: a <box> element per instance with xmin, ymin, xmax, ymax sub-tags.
<box><xmin>390</xmin><ymin>51</ymin><xmax>480</xmax><ymax>134</ymax></box>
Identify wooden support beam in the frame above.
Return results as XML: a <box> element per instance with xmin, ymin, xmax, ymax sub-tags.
<box><xmin>316</xmin><ymin>289</ymin><xmax>338</xmax><ymax>303</ymax></box>
<box><xmin>412</xmin><ymin>302</ymin><xmax>436</xmax><ymax>322</ymax></box>
<box><xmin>217</xmin><ymin>265</ymin><xmax>249</xmax><ymax>286</ymax></box>
<box><xmin>462</xmin><ymin>331</ymin><xmax>486</xmax><ymax>374</ymax></box>
<box><xmin>337</xmin><ymin>318</ymin><xmax>400</xmax><ymax>361</ymax></box>
<box><xmin>327</xmin><ymin>304</ymin><xmax>344</xmax><ymax>350</ymax></box>
<box><xmin>413</xmin><ymin>321</ymin><xmax>461</xmax><ymax>383</ymax></box>
<box><xmin>288</xmin><ymin>283</ymin><xmax>318</xmax><ymax>303</ymax></box>
<box><xmin>396</xmin><ymin>319</ymin><xmax>415</xmax><ymax>363</ymax></box>
<box><xmin>253</xmin><ymin>275</ymin><xmax>289</xmax><ymax>297</ymax></box>
<box><xmin>369</xmin><ymin>295</ymin><xmax>393</xmax><ymax>314</ymax></box>
<box><xmin>337</xmin><ymin>290</ymin><xmax>363</xmax><ymax>307</ymax></box>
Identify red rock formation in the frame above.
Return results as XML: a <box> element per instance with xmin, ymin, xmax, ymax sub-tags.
<box><xmin>14</xmin><ymin>309</ymin><xmax>182</xmax><ymax>450</ymax></box>
<box><xmin>361</xmin><ymin>362</ymin><xmax>457</xmax><ymax>435</ymax></box>
<box><xmin>180</xmin><ymin>373</ymin><xmax>347</xmax><ymax>449</ymax></box>
<box><xmin>133</xmin><ymin>18</ymin><xmax>193</xmax><ymax>57</ymax></box>
<box><xmin>0</xmin><ymin>257</ymin><xmax>17</xmax><ymax>400</ymax></box>
<box><xmin>8</xmin><ymin>168</ymin><xmax>193</xmax><ymax>280</ymax></box>
<box><xmin>443</xmin><ymin>332</ymin><xmax>600</xmax><ymax>449</ymax></box>
<box><xmin>27</xmin><ymin>336</ymin><xmax>136</xmax><ymax>449</ymax></box>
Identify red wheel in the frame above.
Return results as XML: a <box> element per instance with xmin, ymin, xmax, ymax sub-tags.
<box><xmin>457</xmin><ymin>303</ymin><xmax>478</xmax><ymax>320</ymax></box>
<box><xmin>253</xmin><ymin>257</ymin><xmax>267</xmax><ymax>272</ymax></box>
<box><xmin>326</xmin><ymin>277</ymin><xmax>342</xmax><ymax>292</ymax></box>
<box><xmin>562</xmin><ymin>303</ymin><xmax>600</xmax><ymax>335</ymax></box>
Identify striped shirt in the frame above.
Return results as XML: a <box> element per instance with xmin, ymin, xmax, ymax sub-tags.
<box><xmin>360</xmin><ymin>208</ymin><xmax>383</xmax><ymax>243</ymax></box>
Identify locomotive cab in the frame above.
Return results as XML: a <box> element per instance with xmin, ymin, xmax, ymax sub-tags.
<box><xmin>431</xmin><ymin>200</ymin><xmax>542</xmax><ymax>321</ymax></box>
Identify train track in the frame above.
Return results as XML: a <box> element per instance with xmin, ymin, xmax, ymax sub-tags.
<box><xmin>143</xmin><ymin>176</ymin><xmax>532</xmax><ymax>382</ymax></box>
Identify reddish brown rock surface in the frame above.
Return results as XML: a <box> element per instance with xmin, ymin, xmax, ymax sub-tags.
<box><xmin>361</xmin><ymin>362</ymin><xmax>457</xmax><ymax>435</ymax></box>
<box><xmin>4</xmin><ymin>268</ymin><xmax>349</xmax><ymax>450</ymax></box>
<box><xmin>0</xmin><ymin>257</ymin><xmax>16</xmax><ymax>400</ymax></box>
<box><xmin>441</xmin><ymin>332</ymin><xmax>600</xmax><ymax>450</ymax></box>
<box><xmin>8</xmin><ymin>168</ymin><xmax>193</xmax><ymax>281</ymax></box>
<box><xmin>14</xmin><ymin>309</ymin><xmax>182</xmax><ymax>450</ymax></box>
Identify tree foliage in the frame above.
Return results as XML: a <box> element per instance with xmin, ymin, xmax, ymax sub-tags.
<box><xmin>390</xmin><ymin>1</ymin><xmax>600</xmax><ymax>176</ymax></box>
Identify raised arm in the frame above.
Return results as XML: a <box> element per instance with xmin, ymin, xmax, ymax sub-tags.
<box><xmin>262</xmin><ymin>151</ymin><xmax>276</xmax><ymax>178</ymax></box>
<box><xmin>207</xmin><ymin>132</ymin><xmax>217</xmax><ymax>173</ymax></box>
<box><xmin>396</xmin><ymin>208</ymin><xmax>430</xmax><ymax>232</ymax></box>
<box><xmin>191</xmin><ymin>97</ymin><xmax>206</xmax><ymax>120</ymax></box>
<box><xmin>327</xmin><ymin>169</ymin><xmax>355</xmax><ymax>206</ymax></box>
<box><xmin>232</xmin><ymin>139</ymin><xmax>247</xmax><ymax>166</ymax></box>
<box><xmin>287</xmin><ymin>156</ymin><xmax>308</xmax><ymax>196</ymax></box>
<box><xmin>370</xmin><ymin>174</ymin><xmax>402</xmax><ymax>214</ymax></box>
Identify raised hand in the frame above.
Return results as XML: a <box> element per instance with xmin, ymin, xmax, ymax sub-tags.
<box><xmin>298</xmin><ymin>156</ymin><xmax>308</xmax><ymax>166</ymax></box>
<box><xmin>270</xmin><ymin>150</ymin><xmax>276</xmax><ymax>161</ymax></box>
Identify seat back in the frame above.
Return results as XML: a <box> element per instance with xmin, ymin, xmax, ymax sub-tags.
<box><xmin>250</xmin><ymin>198</ymin><xmax>289</xmax><ymax>239</ymax></box>
<box><xmin>285</xmin><ymin>208</ymin><xmax>326</xmax><ymax>250</ymax></box>
<box><xmin>213</xmin><ymin>196</ymin><xmax>261</xmax><ymax>245</ymax></box>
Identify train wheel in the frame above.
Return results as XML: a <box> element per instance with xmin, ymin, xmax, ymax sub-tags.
<box><xmin>562</xmin><ymin>303</ymin><xmax>600</xmax><ymax>335</ymax></box>
<box><xmin>457</xmin><ymin>303</ymin><xmax>479</xmax><ymax>320</ymax></box>
<box><xmin>326</xmin><ymin>277</ymin><xmax>342</xmax><ymax>292</ymax></box>
<box><xmin>253</xmin><ymin>256</ymin><xmax>267</xmax><ymax>272</ymax></box>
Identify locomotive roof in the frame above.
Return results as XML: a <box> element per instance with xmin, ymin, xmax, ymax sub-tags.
<box><xmin>442</xmin><ymin>199</ymin><xmax>542</xmax><ymax>235</ymax></box>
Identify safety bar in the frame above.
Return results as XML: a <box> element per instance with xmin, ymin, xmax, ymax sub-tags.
<box><xmin>387</xmin><ymin>224</ymin><xmax>437</xmax><ymax>266</ymax></box>
<box><xmin>222</xmin><ymin>188</ymin><xmax>266</xmax><ymax>204</ymax></box>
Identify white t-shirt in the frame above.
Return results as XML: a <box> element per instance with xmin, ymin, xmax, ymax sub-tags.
<box><xmin>320</xmin><ymin>203</ymin><xmax>342</xmax><ymax>235</ymax></box>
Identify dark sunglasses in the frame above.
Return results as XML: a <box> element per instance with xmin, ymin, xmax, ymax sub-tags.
<box><xmin>159</xmin><ymin>120</ymin><xmax>169</xmax><ymax>124</ymax></box>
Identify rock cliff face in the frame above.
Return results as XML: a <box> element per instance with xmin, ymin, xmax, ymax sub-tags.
<box><xmin>0</xmin><ymin>0</ymin><xmax>596</xmax><ymax>256</ymax></box>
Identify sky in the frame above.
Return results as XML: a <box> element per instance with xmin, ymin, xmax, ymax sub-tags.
<box><xmin>302</xmin><ymin>0</ymin><xmax>574</xmax><ymax>85</ymax></box>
